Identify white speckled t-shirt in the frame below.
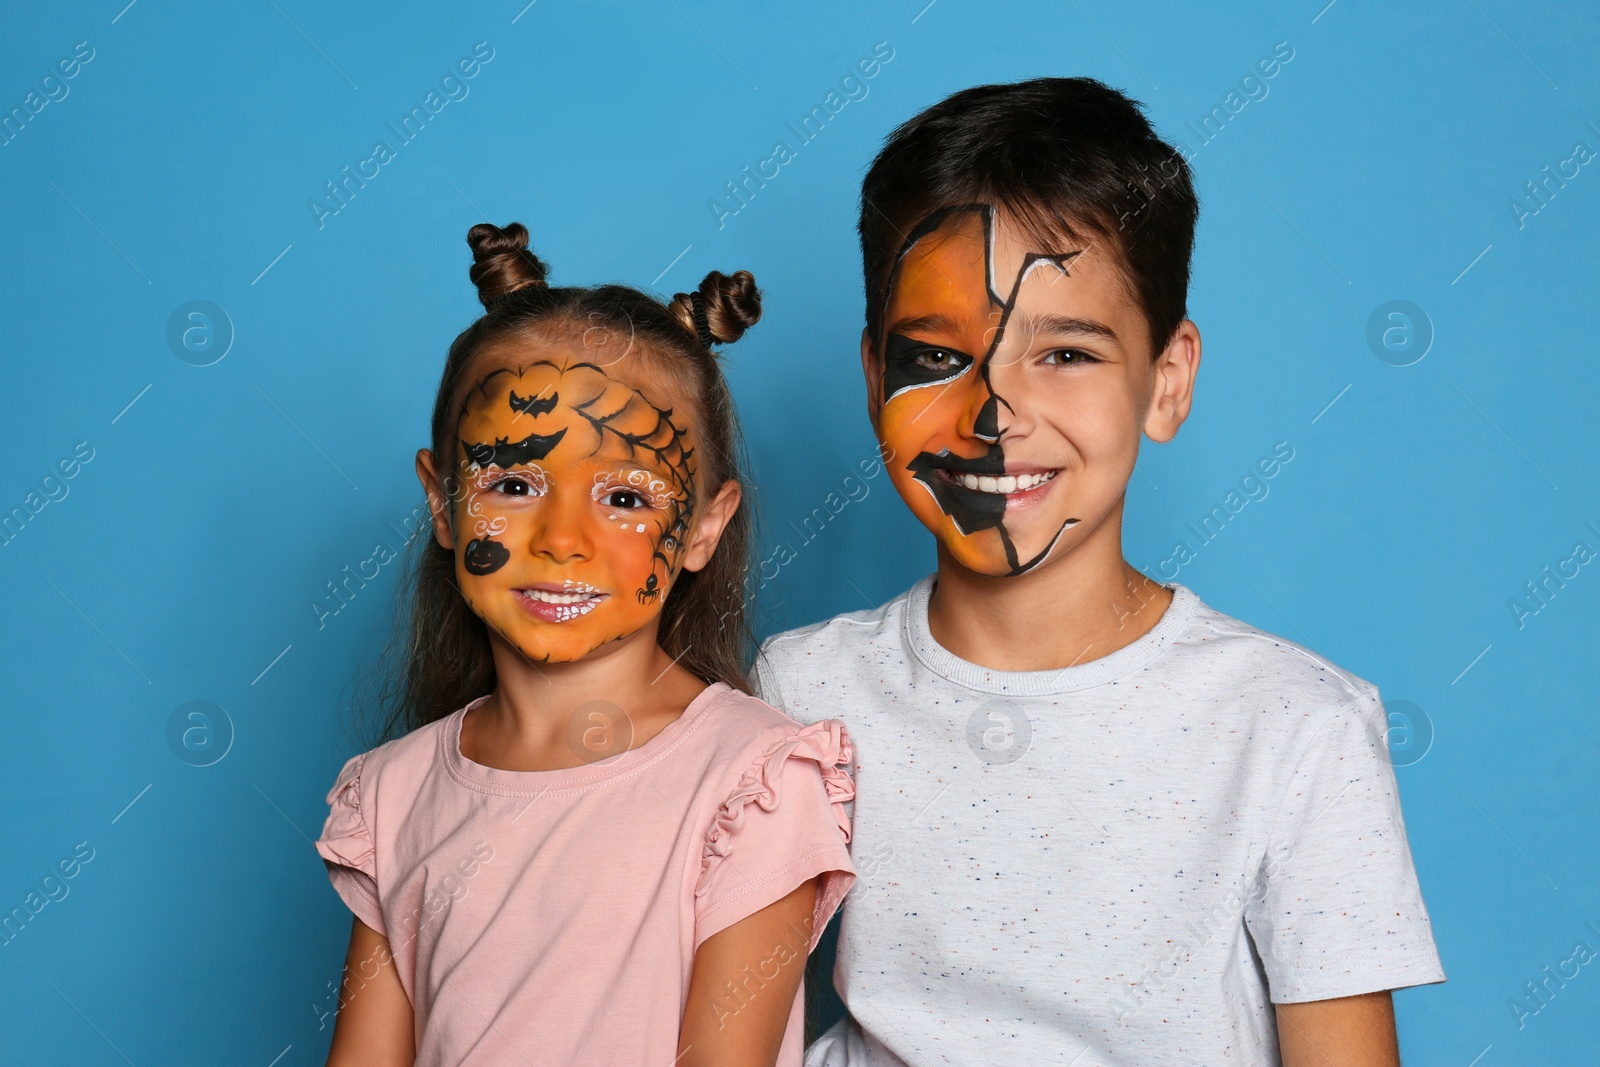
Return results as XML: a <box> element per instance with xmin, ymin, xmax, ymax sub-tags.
<box><xmin>753</xmin><ymin>577</ymin><xmax>1444</xmax><ymax>1067</ymax></box>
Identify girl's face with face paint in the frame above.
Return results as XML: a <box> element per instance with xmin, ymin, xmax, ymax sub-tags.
<box><xmin>867</xmin><ymin>205</ymin><xmax>1164</xmax><ymax>578</ymax></box>
<box><xmin>428</xmin><ymin>348</ymin><xmax>705</xmax><ymax>664</ymax></box>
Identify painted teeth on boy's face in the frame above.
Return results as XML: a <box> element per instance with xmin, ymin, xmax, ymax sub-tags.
<box><xmin>945</xmin><ymin>470</ymin><xmax>1058</xmax><ymax>494</ymax></box>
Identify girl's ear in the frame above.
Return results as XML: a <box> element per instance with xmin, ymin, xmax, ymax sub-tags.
<box><xmin>680</xmin><ymin>479</ymin><xmax>743</xmax><ymax>574</ymax></box>
<box><xmin>415</xmin><ymin>448</ymin><xmax>457</xmax><ymax>551</ymax></box>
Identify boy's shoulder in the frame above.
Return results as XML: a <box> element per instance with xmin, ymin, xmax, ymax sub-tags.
<box><xmin>758</xmin><ymin>589</ymin><xmax>910</xmax><ymax>659</ymax></box>
<box><xmin>753</xmin><ymin>582</ymin><xmax>915</xmax><ymax>681</ymax></box>
<box><xmin>756</xmin><ymin>578</ymin><xmax>1382</xmax><ymax>724</ymax></box>
<box><xmin>1180</xmin><ymin>592</ymin><xmax>1382</xmax><ymax>714</ymax></box>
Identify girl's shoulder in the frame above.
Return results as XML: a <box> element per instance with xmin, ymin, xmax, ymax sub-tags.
<box><xmin>691</xmin><ymin>684</ymin><xmax>825</xmax><ymax>760</ymax></box>
<box><xmin>323</xmin><ymin>699</ymin><xmax>482</xmax><ymax>802</ymax></box>
<box><xmin>690</xmin><ymin>684</ymin><xmax>853</xmax><ymax>795</ymax></box>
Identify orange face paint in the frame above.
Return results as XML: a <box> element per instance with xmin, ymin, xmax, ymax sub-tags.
<box><xmin>448</xmin><ymin>358</ymin><xmax>697</xmax><ymax>663</ymax></box>
<box><xmin>875</xmin><ymin>205</ymin><xmax>1087</xmax><ymax>576</ymax></box>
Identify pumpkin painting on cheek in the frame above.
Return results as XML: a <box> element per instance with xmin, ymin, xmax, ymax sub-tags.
<box><xmin>447</xmin><ymin>358</ymin><xmax>699</xmax><ymax>663</ymax></box>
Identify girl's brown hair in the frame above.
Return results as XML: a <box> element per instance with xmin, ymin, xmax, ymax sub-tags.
<box><xmin>363</xmin><ymin>222</ymin><xmax>761</xmax><ymax>743</ymax></box>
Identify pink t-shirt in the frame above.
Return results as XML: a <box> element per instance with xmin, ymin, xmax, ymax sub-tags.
<box><xmin>313</xmin><ymin>682</ymin><xmax>856</xmax><ymax>1066</ymax></box>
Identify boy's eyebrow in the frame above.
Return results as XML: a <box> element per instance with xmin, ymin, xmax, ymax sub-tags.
<box><xmin>886</xmin><ymin>312</ymin><xmax>970</xmax><ymax>338</ymax></box>
<box><xmin>889</xmin><ymin>311</ymin><xmax>1120</xmax><ymax>345</ymax></box>
<box><xmin>1015</xmin><ymin>313</ymin><xmax>1120</xmax><ymax>343</ymax></box>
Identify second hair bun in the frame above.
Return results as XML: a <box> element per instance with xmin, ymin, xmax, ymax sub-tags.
<box><xmin>672</xmin><ymin>270</ymin><xmax>761</xmax><ymax>346</ymax></box>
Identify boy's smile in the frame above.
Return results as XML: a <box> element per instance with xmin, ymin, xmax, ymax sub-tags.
<box><xmin>868</xmin><ymin>203</ymin><xmax>1166</xmax><ymax>578</ymax></box>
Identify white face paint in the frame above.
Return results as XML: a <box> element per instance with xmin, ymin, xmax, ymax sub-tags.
<box><xmin>450</xmin><ymin>358</ymin><xmax>699</xmax><ymax>661</ymax></box>
<box><xmin>874</xmin><ymin>204</ymin><xmax>1156</xmax><ymax>578</ymax></box>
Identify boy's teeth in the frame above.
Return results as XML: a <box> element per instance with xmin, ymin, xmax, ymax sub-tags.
<box><xmin>954</xmin><ymin>470</ymin><xmax>1057</xmax><ymax>493</ymax></box>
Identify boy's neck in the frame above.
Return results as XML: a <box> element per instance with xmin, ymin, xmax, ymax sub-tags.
<box><xmin>925</xmin><ymin>502</ymin><xmax>1172</xmax><ymax>673</ymax></box>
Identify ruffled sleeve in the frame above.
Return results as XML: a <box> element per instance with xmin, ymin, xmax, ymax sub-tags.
<box><xmin>314</xmin><ymin>752</ymin><xmax>386</xmax><ymax>936</ymax></box>
<box><xmin>694</xmin><ymin>719</ymin><xmax>856</xmax><ymax>952</ymax></box>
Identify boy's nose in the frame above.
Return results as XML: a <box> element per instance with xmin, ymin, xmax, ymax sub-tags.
<box><xmin>955</xmin><ymin>378</ymin><xmax>1002</xmax><ymax>444</ymax></box>
<box><xmin>980</xmin><ymin>355</ymin><xmax>1040</xmax><ymax>442</ymax></box>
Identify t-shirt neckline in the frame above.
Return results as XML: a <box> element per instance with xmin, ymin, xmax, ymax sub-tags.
<box><xmin>441</xmin><ymin>681</ymin><xmax>730</xmax><ymax>795</ymax></box>
<box><xmin>902</xmin><ymin>575</ymin><xmax>1199</xmax><ymax>695</ymax></box>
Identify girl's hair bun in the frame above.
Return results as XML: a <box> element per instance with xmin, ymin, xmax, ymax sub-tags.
<box><xmin>671</xmin><ymin>270</ymin><xmax>761</xmax><ymax>347</ymax></box>
<box><xmin>467</xmin><ymin>222</ymin><xmax>549</xmax><ymax>309</ymax></box>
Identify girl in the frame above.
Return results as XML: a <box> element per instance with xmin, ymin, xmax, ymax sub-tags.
<box><xmin>313</xmin><ymin>222</ymin><xmax>856</xmax><ymax>1067</ymax></box>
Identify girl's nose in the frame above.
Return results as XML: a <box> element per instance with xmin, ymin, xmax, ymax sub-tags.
<box><xmin>527</xmin><ymin>486</ymin><xmax>593</xmax><ymax>564</ymax></box>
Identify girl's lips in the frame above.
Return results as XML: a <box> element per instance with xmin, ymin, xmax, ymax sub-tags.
<box><xmin>515</xmin><ymin>587</ymin><xmax>607</xmax><ymax>623</ymax></box>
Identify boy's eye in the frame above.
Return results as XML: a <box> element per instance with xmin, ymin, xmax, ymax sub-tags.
<box><xmin>1043</xmin><ymin>348</ymin><xmax>1099</xmax><ymax>366</ymax></box>
<box><xmin>882</xmin><ymin>333</ymin><xmax>976</xmax><ymax>402</ymax></box>
<box><xmin>914</xmin><ymin>348</ymin><xmax>965</xmax><ymax>371</ymax></box>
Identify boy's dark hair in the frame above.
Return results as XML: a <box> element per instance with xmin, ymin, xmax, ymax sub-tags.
<box><xmin>859</xmin><ymin>76</ymin><xmax>1198</xmax><ymax>355</ymax></box>
<box><xmin>365</xmin><ymin>222</ymin><xmax>760</xmax><ymax>743</ymax></box>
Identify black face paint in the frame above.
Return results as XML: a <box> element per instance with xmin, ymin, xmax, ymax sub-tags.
<box><xmin>455</xmin><ymin>360</ymin><xmax>699</xmax><ymax>608</ymax></box>
<box><xmin>460</xmin><ymin>428</ymin><xmax>568</xmax><ymax>469</ymax></box>
<box><xmin>568</xmin><ymin>373</ymin><xmax>696</xmax><ymax>605</ymax></box>
<box><xmin>881</xmin><ymin>332</ymin><xmax>977</xmax><ymax>402</ymax></box>
<box><xmin>878</xmin><ymin>203</ymin><xmax>1084</xmax><ymax>576</ymax></box>
<box><xmin>508</xmin><ymin>389</ymin><xmax>558</xmax><ymax>417</ymax></box>
<box><xmin>905</xmin><ymin>448</ymin><xmax>1006</xmax><ymax>537</ymax></box>
<box><xmin>464</xmin><ymin>537</ymin><xmax>511</xmax><ymax>575</ymax></box>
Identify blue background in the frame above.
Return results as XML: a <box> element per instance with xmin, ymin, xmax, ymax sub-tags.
<box><xmin>2</xmin><ymin>1</ymin><xmax>1596</xmax><ymax>1063</ymax></box>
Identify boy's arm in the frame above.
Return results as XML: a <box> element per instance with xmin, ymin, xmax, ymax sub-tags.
<box><xmin>1276</xmin><ymin>990</ymin><xmax>1399</xmax><ymax>1067</ymax></box>
<box><xmin>679</xmin><ymin>877</ymin><xmax>818</xmax><ymax>1067</ymax></box>
<box><xmin>1246</xmin><ymin>688</ymin><xmax>1443</xmax><ymax>1064</ymax></box>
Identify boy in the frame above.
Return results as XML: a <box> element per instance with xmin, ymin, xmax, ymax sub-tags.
<box><xmin>753</xmin><ymin>78</ymin><xmax>1444</xmax><ymax>1066</ymax></box>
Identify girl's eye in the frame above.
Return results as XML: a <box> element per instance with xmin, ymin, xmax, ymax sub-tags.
<box><xmin>491</xmin><ymin>477</ymin><xmax>540</xmax><ymax>497</ymax></box>
<box><xmin>604</xmin><ymin>490</ymin><xmax>646</xmax><ymax>510</ymax></box>
<box><xmin>1043</xmin><ymin>348</ymin><xmax>1099</xmax><ymax>366</ymax></box>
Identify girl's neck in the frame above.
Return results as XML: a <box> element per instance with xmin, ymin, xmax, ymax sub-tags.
<box><xmin>461</xmin><ymin>624</ymin><xmax>710</xmax><ymax>773</ymax></box>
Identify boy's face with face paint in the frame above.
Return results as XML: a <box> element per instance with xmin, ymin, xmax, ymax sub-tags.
<box><xmin>427</xmin><ymin>349</ymin><xmax>703</xmax><ymax>664</ymax></box>
<box><xmin>866</xmin><ymin>204</ymin><xmax>1172</xmax><ymax>578</ymax></box>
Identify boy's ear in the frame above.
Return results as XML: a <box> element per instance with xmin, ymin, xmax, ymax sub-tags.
<box><xmin>860</xmin><ymin>327</ymin><xmax>883</xmax><ymax>426</ymax></box>
<box><xmin>681</xmin><ymin>479</ymin><xmax>743</xmax><ymax>574</ymax></box>
<box><xmin>1144</xmin><ymin>319</ymin><xmax>1201</xmax><ymax>444</ymax></box>
<box><xmin>415</xmin><ymin>448</ymin><xmax>457</xmax><ymax>551</ymax></box>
